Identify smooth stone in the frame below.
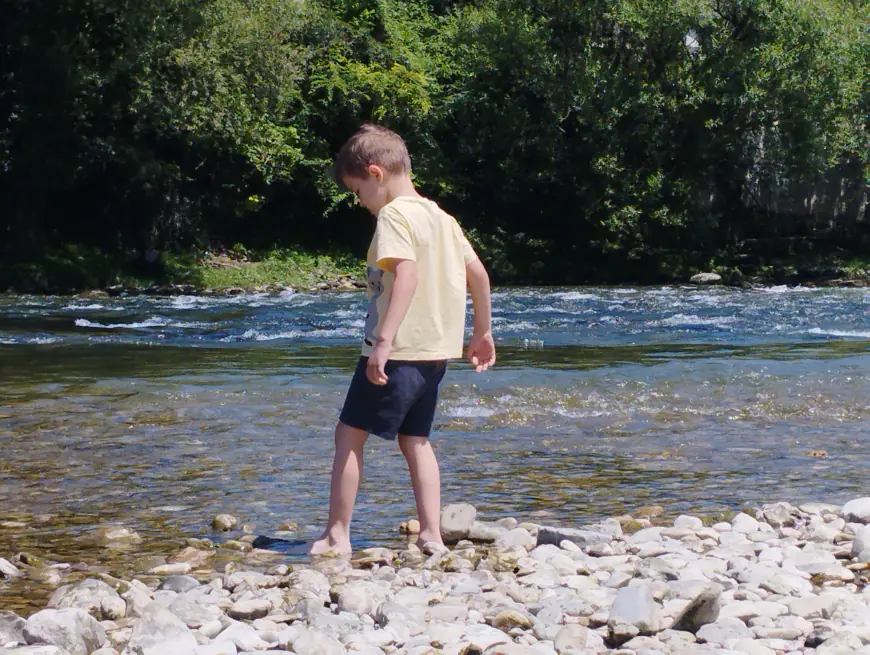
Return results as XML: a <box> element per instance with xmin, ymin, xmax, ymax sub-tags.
<box><xmin>158</xmin><ymin>575</ymin><xmax>201</xmax><ymax>594</ymax></box>
<box><xmin>215</xmin><ymin>622</ymin><xmax>273</xmax><ymax>651</ymax></box>
<box><xmin>289</xmin><ymin>625</ymin><xmax>347</xmax><ymax>654</ymax></box>
<box><xmin>0</xmin><ymin>557</ymin><xmax>21</xmax><ymax>577</ymax></box>
<box><xmin>352</xmin><ymin>548</ymin><xmax>393</xmax><ymax>568</ymax></box>
<box><xmin>23</xmin><ymin>608</ymin><xmax>108</xmax><ymax>655</ymax></box>
<box><xmin>760</xmin><ymin>502</ymin><xmax>796</xmax><ymax>528</ymax></box>
<box><xmin>495</xmin><ymin>528</ymin><xmax>537</xmax><ymax>551</ymax></box>
<box><xmin>122</xmin><ymin>605</ymin><xmax>198</xmax><ymax>654</ymax></box>
<box><xmin>786</xmin><ymin>595</ymin><xmax>841</xmax><ymax>619</ymax></box>
<box><xmin>148</xmin><ymin>563</ymin><xmax>191</xmax><ymax>576</ymax></box>
<box><xmin>852</xmin><ymin>524</ymin><xmax>870</xmax><ymax>558</ymax></box>
<box><xmin>48</xmin><ymin>579</ymin><xmax>123</xmax><ymax>620</ymax></box>
<box><xmin>696</xmin><ymin>618</ymin><xmax>753</xmax><ymax>645</ymax></box>
<box><xmin>554</xmin><ymin>624</ymin><xmax>589</xmax><ymax>651</ymax></box>
<box><xmin>167</xmin><ymin>548</ymin><xmax>214</xmax><ymax>568</ymax></box>
<box><xmin>3</xmin><ymin>648</ymin><xmax>69</xmax><ymax>654</ymax></box>
<box><xmin>441</xmin><ymin>503</ymin><xmax>477</xmax><ymax>543</ymax></box>
<box><xmin>607</xmin><ymin>584</ymin><xmax>661</xmax><ymax>642</ymax></box>
<box><xmin>816</xmin><ymin>631</ymin><xmax>865</xmax><ymax>654</ymax></box>
<box><xmin>470</xmin><ymin>521</ymin><xmax>508</xmax><ymax>542</ymax></box>
<box><xmin>0</xmin><ymin>610</ymin><xmax>27</xmax><ymax>646</ymax></box>
<box><xmin>759</xmin><ymin>571</ymin><xmax>812</xmax><ymax>596</ymax></box>
<box><xmin>690</xmin><ymin>273</ymin><xmax>722</xmax><ymax>284</ymax></box>
<box><xmin>671</xmin><ymin>585</ymin><xmax>722</xmax><ymax>633</ymax></box>
<box><xmin>212</xmin><ymin>514</ymin><xmax>238</xmax><ymax>531</ymax></box>
<box><xmin>228</xmin><ymin>599</ymin><xmax>271</xmax><ymax>621</ymax></box>
<box><xmin>674</xmin><ymin>516</ymin><xmax>704</xmax><ymax>530</ymax></box>
<box><xmin>843</xmin><ymin>497</ymin><xmax>870</xmax><ymax>523</ymax></box>
<box><xmin>94</xmin><ymin>527</ymin><xmax>143</xmax><ymax>546</ymax></box>
<box><xmin>536</xmin><ymin>527</ymin><xmax>613</xmax><ymax>549</ymax></box>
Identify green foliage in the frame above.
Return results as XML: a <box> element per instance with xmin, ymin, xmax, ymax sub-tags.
<box><xmin>1</xmin><ymin>0</ymin><xmax>867</xmax><ymax>286</ymax></box>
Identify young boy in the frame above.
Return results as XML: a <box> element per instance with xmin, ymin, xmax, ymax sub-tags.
<box><xmin>309</xmin><ymin>124</ymin><xmax>496</xmax><ymax>555</ymax></box>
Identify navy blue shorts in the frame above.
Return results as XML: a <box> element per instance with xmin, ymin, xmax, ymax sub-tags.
<box><xmin>339</xmin><ymin>357</ymin><xmax>448</xmax><ymax>440</ymax></box>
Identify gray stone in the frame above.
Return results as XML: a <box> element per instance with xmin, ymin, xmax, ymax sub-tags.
<box><xmin>787</xmin><ymin>595</ymin><xmax>840</xmax><ymax>619</ymax></box>
<box><xmin>494</xmin><ymin>528</ymin><xmax>536</xmax><ymax>551</ymax></box>
<box><xmin>158</xmin><ymin>575</ymin><xmax>201</xmax><ymax>594</ymax></box>
<box><xmin>3</xmin><ymin>647</ymin><xmax>68</xmax><ymax>654</ymax></box>
<box><xmin>167</xmin><ymin>596</ymin><xmax>222</xmax><ymax>629</ymax></box>
<box><xmin>100</xmin><ymin>596</ymin><xmax>127</xmax><ymax>621</ymax></box>
<box><xmin>216</xmin><ymin>622</ymin><xmax>273</xmax><ymax>651</ymax></box>
<box><xmin>122</xmin><ymin>606</ymin><xmax>197</xmax><ymax>655</ymax></box>
<box><xmin>671</xmin><ymin>585</ymin><xmax>721</xmax><ymax>633</ymax></box>
<box><xmin>816</xmin><ymin>631</ymin><xmax>865</xmax><ymax>654</ymax></box>
<box><xmin>690</xmin><ymin>273</ymin><xmax>722</xmax><ymax>284</ymax></box>
<box><xmin>759</xmin><ymin>502</ymin><xmax>796</xmax><ymax>528</ymax></box>
<box><xmin>553</xmin><ymin>624</ymin><xmax>589</xmax><ymax>652</ymax></box>
<box><xmin>289</xmin><ymin>625</ymin><xmax>346</xmax><ymax>654</ymax></box>
<box><xmin>536</xmin><ymin>527</ymin><xmax>613</xmax><ymax>549</ymax></box>
<box><xmin>148</xmin><ymin>562</ymin><xmax>191</xmax><ymax>575</ymax></box>
<box><xmin>806</xmin><ymin>625</ymin><xmax>836</xmax><ymax>648</ymax></box>
<box><xmin>93</xmin><ymin>527</ymin><xmax>143</xmax><ymax>547</ymax></box>
<box><xmin>843</xmin><ymin>497</ymin><xmax>870</xmax><ymax>523</ymax></box>
<box><xmin>674</xmin><ymin>515</ymin><xmax>703</xmax><ymax>530</ymax></box>
<box><xmin>335</xmin><ymin>581</ymin><xmax>389</xmax><ymax>616</ymax></box>
<box><xmin>0</xmin><ymin>557</ymin><xmax>21</xmax><ymax>578</ymax></box>
<box><xmin>469</xmin><ymin>521</ymin><xmax>508</xmax><ymax>542</ymax></box>
<box><xmin>23</xmin><ymin>608</ymin><xmax>108</xmax><ymax>655</ymax></box>
<box><xmin>441</xmin><ymin>503</ymin><xmax>477</xmax><ymax>543</ymax></box>
<box><xmin>47</xmin><ymin>579</ymin><xmax>123</xmax><ymax>620</ymax></box>
<box><xmin>696</xmin><ymin>618</ymin><xmax>752</xmax><ymax>645</ymax></box>
<box><xmin>0</xmin><ymin>610</ymin><xmax>27</xmax><ymax>646</ymax></box>
<box><xmin>607</xmin><ymin>584</ymin><xmax>661</xmax><ymax>643</ymax></box>
<box><xmin>212</xmin><ymin>514</ymin><xmax>238</xmax><ymax>531</ymax></box>
<box><xmin>759</xmin><ymin>571</ymin><xmax>812</xmax><ymax>596</ymax></box>
<box><xmin>228</xmin><ymin>599</ymin><xmax>271</xmax><ymax>621</ymax></box>
<box><xmin>852</xmin><ymin>524</ymin><xmax>870</xmax><ymax>558</ymax></box>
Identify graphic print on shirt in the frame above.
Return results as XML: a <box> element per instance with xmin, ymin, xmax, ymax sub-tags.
<box><xmin>364</xmin><ymin>265</ymin><xmax>385</xmax><ymax>347</ymax></box>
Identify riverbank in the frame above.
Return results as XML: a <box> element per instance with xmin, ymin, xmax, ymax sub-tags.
<box><xmin>2</xmin><ymin>245</ymin><xmax>869</xmax><ymax>295</ymax></box>
<box><xmin>0</xmin><ymin>498</ymin><xmax>868</xmax><ymax>654</ymax></box>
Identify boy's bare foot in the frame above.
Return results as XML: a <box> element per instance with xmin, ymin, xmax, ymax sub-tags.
<box><xmin>308</xmin><ymin>533</ymin><xmax>352</xmax><ymax>556</ymax></box>
<box><xmin>416</xmin><ymin>529</ymin><xmax>446</xmax><ymax>553</ymax></box>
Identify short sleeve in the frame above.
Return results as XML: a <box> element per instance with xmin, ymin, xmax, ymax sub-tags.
<box><xmin>375</xmin><ymin>207</ymin><xmax>416</xmax><ymax>268</ymax></box>
<box><xmin>455</xmin><ymin>222</ymin><xmax>478</xmax><ymax>265</ymax></box>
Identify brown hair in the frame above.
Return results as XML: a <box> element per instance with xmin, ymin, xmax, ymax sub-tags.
<box><xmin>334</xmin><ymin>124</ymin><xmax>412</xmax><ymax>181</ymax></box>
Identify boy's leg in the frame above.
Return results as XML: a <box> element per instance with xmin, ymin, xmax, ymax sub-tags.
<box><xmin>398</xmin><ymin>435</ymin><xmax>444</xmax><ymax>547</ymax></box>
<box><xmin>309</xmin><ymin>421</ymin><xmax>369</xmax><ymax>555</ymax></box>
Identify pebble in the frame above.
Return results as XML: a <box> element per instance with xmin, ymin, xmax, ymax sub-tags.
<box><xmin>4</xmin><ymin>496</ymin><xmax>870</xmax><ymax>655</ymax></box>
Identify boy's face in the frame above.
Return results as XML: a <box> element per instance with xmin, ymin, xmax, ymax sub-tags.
<box><xmin>343</xmin><ymin>165</ymin><xmax>388</xmax><ymax>216</ymax></box>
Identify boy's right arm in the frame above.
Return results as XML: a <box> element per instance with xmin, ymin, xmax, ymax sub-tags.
<box><xmin>465</xmin><ymin>258</ymin><xmax>496</xmax><ymax>372</ymax></box>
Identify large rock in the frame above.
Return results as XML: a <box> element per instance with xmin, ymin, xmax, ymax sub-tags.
<box><xmin>0</xmin><ymin>557</ymin><xmax>21</xmax><ymax>578</ymax></box>
<box><xmin>607</xmin><ymin>584</ymin><xmax>661</xmax><ymax>645</ymax></box>
<box><xmin>334</xmin><ymin>581</ymin><xmax>390</xmax><ymax>616</ymax></box>
<box><xmin>536</xmin><ymin>526</ymin><xmax>613</xmax><ymax>549</ymax></box>
<box><xmin>158</xmin><ymin>575</ymin><xmax>201</xmax><ymax>594</ymax></box>
<box><xmin>0</xmin><ymin>610</ymin><xmax>27</xmax><ymax>646</ymax></box>
<box><xmin>671</xmin><ymin>584</ymin><xmax>722</xmax><ymax>633</ymax></box>
<box><xmin>23</xmin><ymin>608</ymin><xmax>107</xmax><ymax>655</ymax></box>
<box><xmin>852</xmin><ymin>524</ymin><xmax>870</xmax><ymax>558</ymax></box>
<box><xmin>843</xmin><ymin>497</ymin><xmax>870</xmax><ymax>523</ymax></box>
<box><xmin>121</xmin><ymin>606</ymin><xmax>197</xmax><ymax>655</ymax></box>
<box><xmin>93</xmin><ymin>527</ymin><xmax>143</xmax><ymax>547</ymax></box>
<box><xmin>696</xmin><ymin>618</ymin><xmax>753</xmax><ymax>645</ymax></box>
<box><xmin>494</xmin><ymin>528</ymin><xmax>536</xmax><ymax>551</ymax></box>
<box><xmin>212</xmin><ymin>514</ymin><xmax>238</xmax><ymax>531</ymax></box>
<box><xmin>47</xmin><ymin>579</ymin><xmax>123</xmax><ymax>620</ymax></box>
<box><xmin>441</xmin><ymin>504</ymin><xmax>477</xmax><ymax>543</ymax></box>
<box><xmin>228</xmin><ymin>598</ymin><xmax>271</xmax><ymax>621</ymax></box>
<box><xmin>690</xmin><ymin>272</ymin><xmax>722</xmax><ymax>285</ymax></box>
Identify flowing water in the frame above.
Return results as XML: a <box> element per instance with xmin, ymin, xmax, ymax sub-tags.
<box><xmin>1</xmin><ymin>285</ymin><xmax>870</xmax><ymax>612</ymax></box>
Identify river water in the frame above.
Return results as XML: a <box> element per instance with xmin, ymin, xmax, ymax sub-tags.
<box><xmin>1</xmin><ymin>286</ymin><xmax>869</xmax><ymax>611</ymax></box>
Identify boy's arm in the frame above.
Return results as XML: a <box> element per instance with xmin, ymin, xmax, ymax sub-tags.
<box><xmin>367</xmin><ymin>257</ymin><xmax>418</xmax><ymax>385</ymax></box>
<box><xmin>465</xmin><ymin>258</ymin><xmax>496</xmax><ymax>372</ymax></box>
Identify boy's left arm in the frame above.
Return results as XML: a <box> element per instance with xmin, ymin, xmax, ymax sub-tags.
<box><xmin>367</xmin><ymin>257</ymin><xmax>417</xmax><ymax>385</ymax></box>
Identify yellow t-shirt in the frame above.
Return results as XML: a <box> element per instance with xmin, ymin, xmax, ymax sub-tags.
<box><xmin>362</xmin><ymin>196</ymin><xmax>478</xmax><ymax>361</ymax></box>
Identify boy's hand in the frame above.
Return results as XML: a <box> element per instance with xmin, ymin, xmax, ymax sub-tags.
<box><xmin>466</xmin><ymin>330</ymin><xmax>496</xmax><ymax>373</ymax></box>
<box><xmin>367</xmin><ymin>342</ymin><xmax>391</xmax><ymax>385</ymax></box>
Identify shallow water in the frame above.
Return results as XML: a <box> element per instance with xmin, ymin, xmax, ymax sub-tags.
<box><xmin>1</xmin><ymin>286</ymin><xmax>869</xmax><ymax>612</ymax></box>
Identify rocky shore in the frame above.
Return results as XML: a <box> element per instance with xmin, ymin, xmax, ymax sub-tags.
<box><xmin>1</xmin><ymin>498</ymin><xmax>869</xmax><ymax>655</ymax></box>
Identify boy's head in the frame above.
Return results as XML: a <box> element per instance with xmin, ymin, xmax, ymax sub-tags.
<box><xmin>335</xmin><ymin>124</ymin><xmax>412</xmax><ymax>215</ymax></box>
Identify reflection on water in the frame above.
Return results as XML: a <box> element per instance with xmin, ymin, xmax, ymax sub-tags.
<box><xmin>1</xmin><ymin>286</ymin><xmax>869</xmax><ymax>613</ymax></box>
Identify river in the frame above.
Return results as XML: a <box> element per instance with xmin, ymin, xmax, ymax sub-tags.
<box><xmin>1</xmin><ymin>285</ymin><xmax>869</xmax><ymax>612</ymax></box>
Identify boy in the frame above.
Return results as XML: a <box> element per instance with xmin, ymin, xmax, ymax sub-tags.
<box><xmin>309</xmin><ymin>124</ymin><xmax>496</xmax><ymax>555</ymax></box>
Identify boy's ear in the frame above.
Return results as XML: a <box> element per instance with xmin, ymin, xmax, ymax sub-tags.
<box><xmin>367</xmin><ymin>164</ymin><xmax>386</xmax><ymax>182</ymax></box>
